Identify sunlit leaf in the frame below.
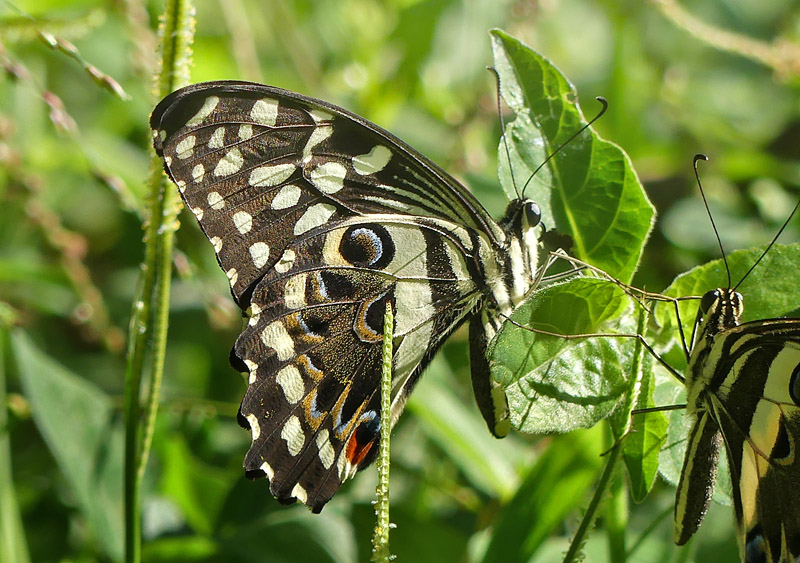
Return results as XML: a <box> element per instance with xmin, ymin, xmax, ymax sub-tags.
<box><xmin>491</xmin><ymin>29</ymin><xmax>654</xmax><ymax>283</ymax></box>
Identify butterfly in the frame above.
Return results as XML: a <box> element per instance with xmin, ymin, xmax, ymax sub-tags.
<box><xmin>150</xmin><ymin>81</ymin><xmax>545</xmax><ymax>512</ymax></box>
<box><xmin>665</xmin><ymin>206</ymin><xmax>800</xmax><ymax>563</ymax></box>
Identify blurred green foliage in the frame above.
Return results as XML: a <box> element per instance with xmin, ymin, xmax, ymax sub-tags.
<box><xmin>2</xmin><ymin>0</ymin><xmax>799</xmax><ymax>561</ymax></box>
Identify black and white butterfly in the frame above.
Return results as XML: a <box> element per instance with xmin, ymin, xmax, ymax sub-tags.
<box><xmin>150</xmin><ymin>81</ymin><xmax>545</xmax><ymax>512</ymax></box>
<box><xmin>673</xmin><ymin>283</ymin><xmax>800</xmax><ymax>562</ymax></box>
<box><xmin>662</xmin><ymin>167</ymin><xmax>800</xmax><ymax>561</ymax></box>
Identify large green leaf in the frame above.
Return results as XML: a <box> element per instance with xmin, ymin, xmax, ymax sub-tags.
<box><xmin>490</xmin><ymin>29</ymin><xmax>654</xmax><ymax>283</ymax></box>
<box><xmin>408</xmin><ymin>355</ymin><xmax>526</xmax><ymax>499</ymax></box>
<box><xmin>11</xmin><ymin>330</ymin><xmax>124</xmax><ymax>561</ymax></box>
<box><xmin>479</xmin><ymin>427</ymin><xmax>605</xmax><ymax>562</ymax></box>
<box><xmin>489</xmin><ymin>277</ymin><xmax>637</xmax><ymax>434</ymax></box>
<box><xmin>656</xmin><ymin>243</ymin><xmax>800</xmax><ymax>342</ymax></box>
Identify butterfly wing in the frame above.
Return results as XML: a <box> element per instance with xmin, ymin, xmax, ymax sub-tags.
<box><xmin>151</xmin><ymin>80</ymin><xmax>504</xmax><ymax>304</ymax></box>
<box><xmin>704</xmin><ymin>320</ymin><xmax>800</xmax><ymax>561</ymax></box>
<box><xmin>150</xmin><ymin>81</ymin><xmax>509</xmax><ymax>510</ymax></box>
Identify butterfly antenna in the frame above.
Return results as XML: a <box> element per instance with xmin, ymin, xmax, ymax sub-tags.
<box><xmin>487</xmin><ymin>66</ymin><xmax>521</xmax><ymax>199</ymax></box>
<box><xmin>694</xmin><ymin>154</ymin><xmax>732</xmax><ymax>289</ymax></box>
<box><xmin>732</xmin><ymin>192</ymin><xmax>800</xmax><ymax>291</ymax></box>
<box><xmin>520</xmin><ymin>96</ymin><xmax>608</xmax><ymax>197</ymax></box>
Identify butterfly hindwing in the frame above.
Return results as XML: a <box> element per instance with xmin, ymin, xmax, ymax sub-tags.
<box><xmin>150</xmin><ymin>81</ymin><xmax>542</xmax><ymax>511</ymax></box>
<box><xmin>710</xmin><ymin>323</ymin><xmax>800</xmax><ymax>561</ymax></box>
<box><xmin>232</xmin><ymin>217</ymin><xmax>484</xmax><ymax>509</ymax></box>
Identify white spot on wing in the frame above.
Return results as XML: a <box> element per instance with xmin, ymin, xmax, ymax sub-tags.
<box><xmin>282</xmin><ymin>415</ymin><xmax>305</xmax><ymax>456</ymax></box>
<box><xmin>316</xmin><ymin>429</ymin><xmax>335</xmax><ymax>469</ymax></box>
<box><xmin>244</xmin><ymin>359</ymin><xmax>258</xmax><ymax>383</ymax></box>
<box><xmin>191</xmin><ymin>207</ymin><xmax>204</xmax><ymax>220</ymax></box>
<box><xmin>238</xmin><ymin>123</ymin><xmax>253</xmax><ymax>140</ymax></box>
<box><xmin>291</xmin><ymin>483</ymin><xmax>308</xmax><ymax>504</ymax></box>
<box><xmin>308</xmin><ymin>162</ymin><xmax>347</xmax><ymax>194</ymax></box>
<box><xmin>192</xmin><ymin>164</ymin><xmax>205</xmax><ymax>183</ymax></box>
<box><xmin>294</xmin><ymin>203</ymin><xmax>337</xmax><ymax>235</ymax></box>
<box><xmin>207</xmin><ymin>191</ymin><xmax>224</xmax><ymax>210</ymax></box>
<box><xmin>249</xmin><ymin>163</ymin><xmax>295</xmax><ymax>187</ymax></box>
<box><xmin>260</xmin><ymin>461</ymin><xmax>274</xmax><ymax>480</ymax></box>
<box><xmin>302</xmin><ymin>125</ymin><xmax>333</xmax><ymax>162</ymax></box>
<box><xmin>175</xmin><ymin>135</ymin><xmax>196</xmax><ymax>159</ymax></box>
<box><xmin>284</xmin><ymin>274</ymin><xmax>307</xmax><ymax>309</ymax></box>
<box><xmin>246</xmin><ymin>413</ymin><xmax>260</xmax><ymax>441</ymax></box>
<box><xmin>274</xmin><ymin>249</ymin><xmax>296</xmax><ymax>273</ymax></box>
<box><xmin>271</xmin><ymin>184</ymin><xmax>302</xmax><ymax>210</ymax></box>
<box><xmin>176</xmin><ymin>179</ymin><xmax>186</xmax><ymax>193</ymax></box>
<box><xmin>210</xmin><ymin>236</ymin><xmax>222</xmax><ymax>253</ymax></box>
<box><xmin>251</xmin><ymin>98</ymin><xmax>278</xmax><ymax>126</ymax></box>
<box><xmin>248</xmin><ymin>303</ymin><xmax>261</xmax><ymax>327</ymax></box>
<box><xmin>261</xmin><ymin>321</ymin><xmax>294</xmax><ymax>361</ymax></box>
<box><xmin>214</xmin><ymin>147</ymin><xmax>243</xmax><ymax>177</ymax></box>
<box><xmin>337</xmin><ymin>449</ymin><xmax>356</xmax><ymax>481</ymax></box>
<box><xmin>208</xmin><ymin>126</ymin><xmax>225</xmax><ymax>148</ymax></box>
<box><xmin>353</xmin><ymin>145</ymin><xmax>391</xmax><ymax>175</ymax></box>
<box><xmin>186</xmin><ymin>95</ymin><xmax>219</xmax><ymax>126</ymax></box>
<box><xmin>276</xmin><ymin>365</ymin><xmax>304</xmax><ymax>404</ymax></box>
<box><xmin>309</xmin><ymin>109</ymin><xmax>333</xmax><ymax>123</ymax></box>
<box><xmin>226</xmin><ymin>268</ymin><xmax>238</xmax><ymax>286</ymax></box>
<box><xmin>233</xmin><ymin>211</ymin><xmax>253</xmax><ymax>234</ymax></box>
<box><xmin>249</xmin><ymin>242</ymin><xmax>270</xmax><ymax>268</ymax></box>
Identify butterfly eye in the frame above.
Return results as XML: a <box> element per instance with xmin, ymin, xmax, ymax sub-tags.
<box><xmin>524</xmin><ymin>201</ymin><xmax>542</xmax><ymax>227</ymax></box>
<box><xmin>699</xmin><ymin>289</ymin><xmax>720</xmax><ymax>314</ymax></box>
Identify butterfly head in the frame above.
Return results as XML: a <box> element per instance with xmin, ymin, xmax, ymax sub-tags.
<box><xmin>692</xmin><ymin>288</ymin><xmax>744</xmax><ymax>347</ymax></box>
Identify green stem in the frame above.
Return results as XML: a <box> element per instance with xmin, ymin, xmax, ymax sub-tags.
<box><xmin>371</xmin><ymin>301</ymin><xmax>393</xmax><ymax>562</ymax></box>
<box><xmin>606</xmin><ymin>465</ymin><xmax>628</xmax><ymax>562</ymax></box>
<box><xmin>0</xmin><ymin>325</ymin><xmax>31</xmax><ymax>563</ymax></box>
<box><xmin>563</xmin><ymin>438</ymin><xmax>621</xmax><ymax>563</ymax></box>
<box><xmin>123</xmin><ymin>1</ymin><xmax>194</xmax><ymax>561</ymax></box>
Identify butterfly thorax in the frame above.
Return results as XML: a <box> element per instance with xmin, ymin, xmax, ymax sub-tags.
<box><xmin>685</xmin><ymin>288</ymin><xmax>743</xmax><ymax>415</ymax></box>
<box><xmin>488</xmin><ymin>198</ymin><xmax>541</xmax><ymax>314</ymax></box>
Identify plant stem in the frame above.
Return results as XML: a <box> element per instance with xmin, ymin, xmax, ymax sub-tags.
<box><xmin>123</xmin><ymin>1</ymin><xmax>194</xmax><ymax>561</ymax></box>
<box><xmin>371</xmin><ymin>301</ymin><xmax>393</xmax><ymax>562</ymax></box>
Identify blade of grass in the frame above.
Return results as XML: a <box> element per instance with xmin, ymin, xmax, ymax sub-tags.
<box><xmin>0</xmin><ymin>319</ymin><xmax>31</xmax><ymax>563</ymax></box>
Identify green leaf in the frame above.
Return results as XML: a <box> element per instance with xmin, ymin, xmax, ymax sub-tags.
<box><xmin>603</xmin><ymin>306</ymin><xmax>669</xmax><ymax>502</ymax></box>
<box><xmin>408</xmin><ymin>356</ymin><xmax>523</xmax><ymax>498</ymax></box>
<box><xmin>479</xmin><ymin>427</ymin><xmax>605</xmax><ymax>562</ymax></box>
<box><xmin>11</xmin><ymin>330</ymin><xmax>124</xmax><ymax>561</ymax></box>
<box><xmin>221</xmin><ymin>509</ymin><xmax>357</xmax><ymax>563</ymax></box>
<box><xmin>490</xmin><ymin>29</ymin><xmax>654</xmax><ymax>283</ymax></box>
<box><xmin>656</xmin><ymin>242</ymin><xmax>800</xmax><ymax>341</ymax></box>
<box><xmin>620</xmin><ymin>363</ymin><xmax>668</xmax><ymax>503</ymax></box>
<box><xmin>158</xmin><ymin>434</ymin><xmax>236</xmax><ymax>536</ymax></box>
<box><xmin>489</xmin><ymin>277</ymin><xmax>636</xmax><ymax>434</ymax></box>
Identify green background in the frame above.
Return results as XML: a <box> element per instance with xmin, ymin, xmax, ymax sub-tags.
<box><xmin>2</xmin><ymin>0</ymin><xmax>799</xmax><ymax>561</ymax></box>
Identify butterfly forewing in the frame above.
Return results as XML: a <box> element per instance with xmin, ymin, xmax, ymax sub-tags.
<box><xmin>152</xmin><ymin>81</ymin><xmax>503</xmax><ymax>303</ymax></box>
<box><xmin>150</xmin><ymin>81</ymin><xmax>538</xmax><ymax>511</ymax></box>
